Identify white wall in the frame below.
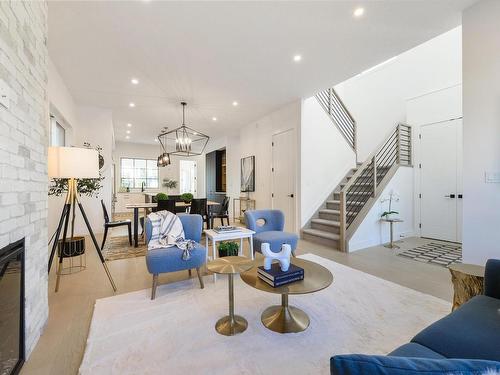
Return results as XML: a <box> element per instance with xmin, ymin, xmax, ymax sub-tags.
<box><xmin>213</xmin><ymin>102</ymin><xmax>301</xmax><ymax>231</ymax></box>
<box><xmin>48</xmin><ymin>58</ymin><xmax>78</xmax><ymax>136</ymax></box>
<box><xmin>237</xmin><ymin>101</ymin><xmax>301</xmax><ymax>231</ymax></box>
<box><xmin>300</xmin><ymin>97</ymin><xmax>356</xmax><ymax>226</ymax></box>
<box><xmin>349</xmin><ymin>167</ymin><xmax>415</xmax><ymax>251</ymax></box>
<box><xmin>462</xmin><ymin>0</ymin><xmax>500</xmax><ymax>265</ymax></box>
<box><xmin>113</xmin><ymin>141</ymin><xmax>206</xmax><ymax>198</ymax></box>
<box><xmin>335</xmin><ymin>27</ymin><xmax>462</xmax><ymax>162</ymax></box>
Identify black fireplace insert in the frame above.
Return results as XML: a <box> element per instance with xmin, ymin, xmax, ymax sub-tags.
<box><xmin>0</xmin><ymin>238</ymin><xmax>25</xmax><ymax>375</ymax></box>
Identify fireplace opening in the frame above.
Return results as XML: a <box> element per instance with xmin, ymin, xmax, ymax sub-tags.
<box><xmin>0</xmin><ymin>238</ymin><xmax>25</xmax><ymax>375</ymax></box>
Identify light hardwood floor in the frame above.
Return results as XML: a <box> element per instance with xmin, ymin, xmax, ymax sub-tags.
<box><xmin>21</xmin><ymin>229</ymin><xmax>453</xmax><ymax>375</ymax></box>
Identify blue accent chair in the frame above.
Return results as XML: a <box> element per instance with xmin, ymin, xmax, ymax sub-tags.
<box><xmin>145</xmin><ymin>213</ymin><xmax>206</xmax><ymax>300</ymax></box>
<box><xmin>330</xmin><ymin>258</ymin><xmax>500</xmax><ymax>374</ymax></box>
<box><xmin>244</xmin><ymin>210</ymin><xmax>298</xmax><ymax>256</ymax></box>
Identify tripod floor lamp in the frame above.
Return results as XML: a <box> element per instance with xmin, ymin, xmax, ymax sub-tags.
<box><xmin>48</xmin><ymin>146</ymin><xmax>117</xmax><ymax>292</ymax></box>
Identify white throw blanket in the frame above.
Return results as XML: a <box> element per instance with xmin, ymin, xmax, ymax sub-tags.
<box><xmin>147</xmin><ymin>211</ymin><xmax>196</xmax><ymax>260</ymax></box>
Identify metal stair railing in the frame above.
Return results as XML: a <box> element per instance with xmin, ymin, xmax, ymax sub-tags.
<box><xmin>338</xmin><ymin>123</ymin><xmax>412</xmax><ymax>251</ymax></box>
<box><xmin>315</xmin><ymin>87</ymin><xmax>357</xmax><ymax>153</ymax></box>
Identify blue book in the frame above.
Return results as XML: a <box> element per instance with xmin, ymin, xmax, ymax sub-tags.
<box><xmin>258</xmin><ymin>272</ymin><xmax>304</xmax><ymax>287</ymax></box>
<box><xmin>257</xmin><ymin>263</ymin><xmax>304</xmax><ymax>281</ymax></box>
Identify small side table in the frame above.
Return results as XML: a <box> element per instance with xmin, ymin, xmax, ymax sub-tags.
<box><xmin>207</xmin><ymin>256</ymin><xmax>254</xmax><ymax>336</ymax></box>
<box><xmin>381</xmin><ymin>218</ymin><xmax>403</xmax><ymax>249</ymax></box>
<box><xmin>448</xmin><ymin>263</ymin><xmax>485</xmax><ymax>311</ymax></box>
<box><xmin>205</xmin><ymin>227</ymin><xmax>255</xmax><ymax>282</ymax></box>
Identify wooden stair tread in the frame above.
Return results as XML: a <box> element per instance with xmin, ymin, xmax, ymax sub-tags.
<box><xmin>311</xmin><ymin>218</ymin><xmax>340</xmax><ymax>227</ymax></box>
<box><xmin>302</xmin><ymin>228</ymin><xmax>340</xmax><ymax>240</ymax></box>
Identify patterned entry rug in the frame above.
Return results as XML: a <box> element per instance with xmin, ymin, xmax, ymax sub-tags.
<box><xmin>398</xmin><ymin>242</ymin><xmax>462</xmax><ymax>267</ymax></box>
<box><xmin>102</xmin><ymin>235</ymin><xmax>147</xmax><ymax>261</ymax></box>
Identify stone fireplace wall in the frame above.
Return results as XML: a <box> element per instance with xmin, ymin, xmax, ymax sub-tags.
<box><xmin>0</xmin><ymin>1</ymin><xmax>49</xmax><ymax>356</ymax></box>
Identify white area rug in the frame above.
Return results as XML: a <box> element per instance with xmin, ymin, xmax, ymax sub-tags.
<box><xmin>80</xmin><ymin>254</ymin><xmax>450</xmax><ymax>375</ymax></box>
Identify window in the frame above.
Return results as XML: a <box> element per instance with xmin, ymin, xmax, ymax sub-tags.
<box><xmin>120</xmin><ymin>158</ymin><xmax>159</xmax><ymax>189</ymax></box>
<box><xmin>50</xmin><ymin>115</ymin><xmax>66</xmax><ymax>146</ymax></box>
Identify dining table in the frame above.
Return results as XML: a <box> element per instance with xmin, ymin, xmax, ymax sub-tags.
<box><xmin>125</xmin><ymin>200</ymin><xmax>221</xmax><ymax>247</ymax></box>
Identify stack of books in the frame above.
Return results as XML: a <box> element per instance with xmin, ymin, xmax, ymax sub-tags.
<box><xmin>257</xmin><ymin>263</ymin><xmax>304</xmax><ymax>287</ymax></box>
<box><xmin>213</xmin><ymin>226</ymin><xmax>242</xmax><ymax>234</ymax></box>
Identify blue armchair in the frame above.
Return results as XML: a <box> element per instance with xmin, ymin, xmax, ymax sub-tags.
<box><xmin>145</xmin><ymin>213</ymin><xmax>207</xmax><ymax>300</ymax></box>
<box><xmin>244</xmin><ymin>209</ymin><xmax>298</xmax><ymax>256</ymax></box>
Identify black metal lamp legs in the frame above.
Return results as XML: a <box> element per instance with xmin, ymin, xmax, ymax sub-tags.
<box><xmin>48</xmin><ymin>179</ymin><xmax>117</xmax><ymax>293</ymax></box>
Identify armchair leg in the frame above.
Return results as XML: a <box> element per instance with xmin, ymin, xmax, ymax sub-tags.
<box><xmin>188</xmin><ymin>269</ymin><xmax>192</xmax><ymax>277</ymax></box>
<box><xmin>196</xmin><ymin>267</ymin><xmax>204</xmax><ymax>289</ymax></box>
<box><xmin>151</xmin><ymin>274</ymin><xmax>158</xmax><ymax>300</ymax></box>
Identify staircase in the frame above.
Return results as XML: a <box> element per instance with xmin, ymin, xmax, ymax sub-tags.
<box><xmin>302</xmin><ymin>87</ymin><xmax>412</xmax><ymax>251</ymax></box>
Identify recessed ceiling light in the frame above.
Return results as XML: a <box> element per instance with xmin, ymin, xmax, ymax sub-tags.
<box><xmin>129</xmin><ymin>102</ymin><xmax>136</xmax><ymax>108</ymax></box>
<box><xmin>126</xmin><ymin>130</ymin><xmax>131</xmax><ymax>134</ymax></box>
<box><xmin>212</xmin><ymin>117</ymin><xmax>217</xmax><ymax>121</ymax></box>
<box><xmin>293</xmin><ymin>55</ymin><xmax>302</xmax><ymax>62</ymax></box>
<box><xmin>125</xmin><ymin>135</ymin><xmax>130</xmax><ymax>140</ymax></box>
<box><xmin>232</xmin><ymin>101</ymin><xmax>238</xmax><ymax>106</ymax></box>
<box><xmin>353</xmin><ymin>7</ymin><xmax>365</xmax><ymax>17</ymax></box>
<box><xmin>127</xmin><ymin>123</ymin><xmax>132</xmax><ymax>127</ymax></box>
<box><xmin>154</xmin><ymin>138</ymin><xmax>159</xmax><ymax>142</ymax></box>
<box><xmin>131</xmin><ymin>78</ymin><xmax>139</xmax><ymax>85</ymax></box>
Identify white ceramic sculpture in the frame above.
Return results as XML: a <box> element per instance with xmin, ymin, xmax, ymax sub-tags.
<box><xmin>261</xmin><ymin>243</ymin><xmax>292</xmax><ymax>272</ymax></box>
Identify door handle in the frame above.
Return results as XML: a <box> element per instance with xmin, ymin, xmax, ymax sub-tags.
<box><xmin>288</xmin><ymin>194</ymin><xmax>294</xmax><ymax>198</ymax></box>
<box><xmin>445</xmin><ymin>194</ymin><xmax>456</xmax><ymax>198</ymax></box>
<box><xmin>458</xmin><ymin>194</ymin><xmax>463</xmax><ymax>199</ymax></box>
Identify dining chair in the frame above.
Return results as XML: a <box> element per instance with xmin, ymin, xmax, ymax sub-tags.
<box><xmin>189</xmin><ymin>198</ymin><xmax>210</xmax><ymax>229</ymax></box>
<box><xmin>153</xmin><ymin>199</ymin><xmax>176</xmax><ymax>213</ymax></box>
<box><xmin>211</xmin><ymin>196</ymin><xmax>230</xmax><ymax>227</ymax></box>
<box><xmin>101</xmin><ymin>199</ymin><xmax>132</xmax><ymax>249</ymax></box>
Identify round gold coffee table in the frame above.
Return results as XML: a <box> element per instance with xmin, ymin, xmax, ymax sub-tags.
<box><xmin>240</xmin><ymin>258</ymin><xmax>333</xmax><ymax>333</ymax></box>
<box><xmin>207</xmin><ymin>256</ymin><xmax>254</xmax><ymax>336</ymax></box>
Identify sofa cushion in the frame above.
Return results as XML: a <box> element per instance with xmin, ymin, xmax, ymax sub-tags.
<box><xmin>145</xmin><ymin>242</ymin><xmax>206</xmax><ymax>274</ymax></box>
<box><xmin>254</xmin><ymin>231</ymin><xmax>298</xmax><ymax>253</ymax></box>
<box><xmin>411</xmin><ymin>295</ymin><xmax>500</xmax><ymax>360</ymax></box>
<box><xmin>389</xmin><ymin>343</ymin><xmax>445</xmax><ymax>359</ymax></box>
<box><xmin>330</xmin><ymin>354</ymin><xmax>500</xmax><ymax>375</ymax></box>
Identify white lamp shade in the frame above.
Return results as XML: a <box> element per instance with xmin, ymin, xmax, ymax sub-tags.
<box><xmin>48</xmin><ymin>147</ymin><xmax>99</xmax><ymax>178</ymax></box>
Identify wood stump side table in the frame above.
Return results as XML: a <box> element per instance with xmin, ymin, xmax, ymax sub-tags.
<box><xmin>448</xmin><ymin>263</ymin><xmax>485</xmax><ymax>311</ymax></box>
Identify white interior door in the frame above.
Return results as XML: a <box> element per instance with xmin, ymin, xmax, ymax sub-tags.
<box><xmin>420</xmin><ymin>119</ymin><xmax>462</xmax><ymax>242</ymax></box>
<box><xmin>179</xmin><ymin>160</ymin><xmax>197</xmax><ymax>195</ymax></box>
<box><xmin>272</xmin><ymin>129</ymin><xmax>295</xmax><ymax>232</ymax></box>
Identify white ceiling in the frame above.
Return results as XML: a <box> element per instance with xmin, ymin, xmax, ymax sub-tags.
<box><xmin>48</xmin><ymin>0</ymin><xmax>475</xmax><ymax>145</ymax></box>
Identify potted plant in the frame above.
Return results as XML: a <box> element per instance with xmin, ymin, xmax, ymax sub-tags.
<box><xmin>380</xmin><ymin>190</ymin><xmax>400</xmax><ymax>220</ymax></box>
<box><xmin>218</xmin><ymin>241</ymin><xmax>239</xmax><ymax>257</ymax></box>
<box><xmin>180</xmin><ymin>192</ymin><xmax>193</xmax><ymax>203</ymax></box>
<box><xmin>155</xmin><ymin>192</ymin><xmax>169</xmax><ymax>201</ymax></box>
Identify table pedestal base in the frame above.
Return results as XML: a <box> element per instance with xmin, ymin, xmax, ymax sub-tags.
<box><xmin>215</xmin><ymin>315</ymin><xmax>248</xmax><ymax>336</ymax></box>
<box><xmin>261</xmin><ymin>294</ymin><xmax>310</xmax><ymax>333</ymax></box>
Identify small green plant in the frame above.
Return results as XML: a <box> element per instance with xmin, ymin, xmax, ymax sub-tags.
<box><xmin>162</xmin><ymin>179</ymin><xmax>178</xmax><ymax>190</ymax></box>
<box><xmin>156</xmin><ymin>192</ymin><xmax>169</xmax><ymax>201</ymax></box>
<box><xmin>218</xmin><ymin>241</ymin><xmax>239</xmax><ymax>257</ymax></box>
<box><xmin>180</xmin><ymin>192</ymin><xmax>193</xmax><ymax>203</ymax></box>
<box><xmin>381</xmin><ymin>210</ymin><xmax>399</xmax><ymax>218</ymax></box>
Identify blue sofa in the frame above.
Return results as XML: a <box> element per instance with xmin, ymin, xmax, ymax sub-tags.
<box><xmin>145</xmin><ymin>213</ymin><xmax>206</xmax><ymax>300</ymax></box>
<box><xmin>331</xmin><ymin>259</ymin><xmax>500</xmax><ymax>374</ymax></box>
